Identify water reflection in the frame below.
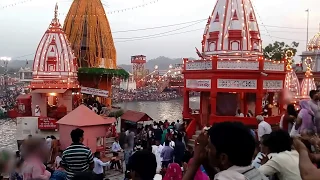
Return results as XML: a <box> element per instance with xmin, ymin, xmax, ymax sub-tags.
<box><xmin>116</xmin><ymin>97</ymin><xmax>200</xmax><ymax>121</ymax></box>
<box><xmin>0</xmin><ymin>119</ymin><xmax>17</xmax><ymax>151</ymax></box>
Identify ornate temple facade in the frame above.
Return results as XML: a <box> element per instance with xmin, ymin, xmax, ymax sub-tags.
<box><xmin>183</xmin><ymin>0</ymin><xmax>286</xmax><ymax>129</ymax></box>
<box><xmin>30</xmin><ymin>4</ymin><xmax>79</xmax><ymax>117</ymax></box>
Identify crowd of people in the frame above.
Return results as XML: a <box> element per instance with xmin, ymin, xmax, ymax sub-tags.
<box><xmin>112</xmin><ymin>88</ymin><xmax>182</xmax><ymax>103</ymax></box>
<box><xmin>4</xmin><ymin>89</ymin><xmax>320</xmax><ymax>180</ymax></box>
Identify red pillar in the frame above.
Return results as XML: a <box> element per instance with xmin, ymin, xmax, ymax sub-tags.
<box><xmin>243</xmin><ymin>93</ymin><xmax>248</xmax><ymax>116</ymax></box>
<box><xmin>256</xmin><ymin>78</ymin><xmax>263</xmax><ymax>115</ymax></box>
<box><xmin>210</xmin><ymin>91</ymin><xmax>217</xmax><ymax>124</ymax></box>
<box><xmin>182</xmin><ymin>90</ymin><xmax>190</xmax><ymax>118</ymax></box>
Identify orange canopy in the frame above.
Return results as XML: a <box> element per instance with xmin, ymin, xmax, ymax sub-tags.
<box><xmin>57</xmin><ymin>105</ymin><xmax>116</xmax><ymax>127</ymax></box>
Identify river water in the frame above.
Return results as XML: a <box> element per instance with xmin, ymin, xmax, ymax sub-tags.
<box><xmin>0</xmin><ymin>97</ymin><xmax>200</xmax><ymax>150</ymax></box>
<box><xmin>115</xmin><ymin>97</ymin><xmax>200</xmax><ymax>121</ymax></box>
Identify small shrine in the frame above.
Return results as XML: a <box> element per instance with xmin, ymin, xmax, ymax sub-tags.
<box><xmin>29</xmin><ymin>4</ymin><xmax>80</xmax><ymax>123</ymax></box>
<box><xmin>182</xmin><ymin>0</ymin><xmax>286</xmax><ymax>130</ymax></box>
<box><xmin>298</xmin><ymin>31</ymin><xmax>320</xmax><ymax>87</ymax></box>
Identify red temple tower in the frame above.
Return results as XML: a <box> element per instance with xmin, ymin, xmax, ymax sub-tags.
<box><xmin>131</xmin><ymin>55</ymin><xmax>146</xmax><ymax>88</ymax></box>
<box><xmin>183</xmin><ymin>0</ymin><xmax>286</xmax><ymax>133</ymax></box>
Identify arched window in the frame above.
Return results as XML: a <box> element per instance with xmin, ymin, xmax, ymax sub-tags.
<box><xmin>209</xmin><ymin>42</ymin><xmax>216</xmax><ymax>51</ymax></box>
<box><xmin>231</xmin><ymin>41</ymin><xmax>240</xmax><ymax>50</ymax></box>
<box><xmin>253</xmin><ymin>42</ymin><xmax>259</xmax><ymax>51</ymax></box>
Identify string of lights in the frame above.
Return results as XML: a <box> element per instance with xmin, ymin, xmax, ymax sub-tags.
<box><xmin>0</xmin><ymin>0</ymin><xmax>33</xmax><ymax>10</ymax></box>
<box><xmin>59</xmin><ymin>0</ymin><xmax>160</xmax><ymax>16</ymax></box>
<box><xmin>250</xmin><ymin>0</ymin><xmax>274</xmax><ymax>42</ymax></box>
<box><xmin>1</xmin><ymin>0</ymin><xmax>160</xmax><ymax>15</ymax></box>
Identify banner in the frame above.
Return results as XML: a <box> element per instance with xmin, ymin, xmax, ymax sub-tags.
<box><xmin>186</xmin><ymin>79</ymin><xmax>211</xmax><ymax>89</ymax></box>
<box><xmin>80</xmin><ymin>87</ymin><xmax>109</xmax><ymax>97</ymax></box>
<box><xmin>38</xmin><ymin>117</ymin><xmax>57</xmax><ymax>130</ymax></box>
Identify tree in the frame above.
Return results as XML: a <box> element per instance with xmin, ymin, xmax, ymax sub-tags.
<box><xmin>263</xmin><ymin>41</ymin><xmax>299</xmax><ymax>61</ymax></box>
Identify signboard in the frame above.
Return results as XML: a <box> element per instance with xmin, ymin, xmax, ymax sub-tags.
<box><xmin>81</xmin><ymin>87</ymin><xmax>109</xmax><ymax>97</ymax></box>
<box><xmin>96</xmin><ymin>137</ymin><xmax>105</xmax><ymax>151</ymax></box>
<box><xmin>38</xmin><ymin>117</ymin><xmax>57</xmax><ymax>130</ymax></box>
<box><xmin>186</xmin><ymin>79</ymin><xmax>211</xmax><ymax>89</ymax></box>
<box><xmin>31</xmin><ymin>80</ymin><xmax>78</xmax><ymax>88</ymax></box>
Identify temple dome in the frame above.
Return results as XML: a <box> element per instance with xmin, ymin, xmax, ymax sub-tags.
<box><xmin>202</xmin><ymin>0</ymin><xmax>262</xmax><ymax>56</ymax></box>
<box><xmin>32</xmin><ymin>4</ymin><xmax>78</xmax><ymax>80</ymax></box>
<box><xmin>63</xmin><ymin>0</ymin><xmax>117</xmax><ymax>69</ymax></box>
<box><xmin>308</xmin><ymin>32</ymin><xmax>320</xmax><ymax>50</ymax></box>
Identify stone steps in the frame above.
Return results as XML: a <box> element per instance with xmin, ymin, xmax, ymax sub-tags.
<box><xmin>188</xmin><ymin>130</ymin><xmax>202</xmax><ymax>148</ymax></box>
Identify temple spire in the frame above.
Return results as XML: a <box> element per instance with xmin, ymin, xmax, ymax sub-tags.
<box><xmin>54</xmin><ymin>3</ymin><xmax>58</xmax><ymax>20</ymax></box>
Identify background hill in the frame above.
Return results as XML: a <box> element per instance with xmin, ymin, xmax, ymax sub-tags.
<box><xmin>4</xmin><ymin>56</ymin><xmax>195</xmax><ymax>74</ymax></box>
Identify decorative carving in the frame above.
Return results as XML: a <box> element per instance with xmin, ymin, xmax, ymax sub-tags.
<box><xmin>217</xmin><ymin>79</ymin><xmax>257</xmax><ymax>89</ymax></box>
<box><xmin>264</xmin><ymin>61</ymin><xmax>285</xmax><ymax>71</ymax></box>
<box><xmin>217</xmin><ymin>61</ymin><xmax>259</xmax><ymax>70</ymax></box>
<box><xmin>186</xmin><ymin>61</ymin><xmax>212</xmax><ymax>70</ymax></box>
<box><xmin>263</xmin><ymin>80</ymin><xmax>283</xmax><ymax>90</ymax></box>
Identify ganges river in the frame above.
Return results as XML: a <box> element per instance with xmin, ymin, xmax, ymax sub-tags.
<box><xmin>0</xmin><ymin>97</ymin><xmax>200</xmax><ymax>150</ymax></box>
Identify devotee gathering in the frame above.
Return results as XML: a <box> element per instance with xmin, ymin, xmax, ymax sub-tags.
<box><xmin>3</xmin><ymin>90</ymin><xmax>320</xmax><ymax>180</ymax></box>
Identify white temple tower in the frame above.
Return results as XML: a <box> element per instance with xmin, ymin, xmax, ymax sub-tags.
<box><xmin>32</xmin><ymin>3</ymin><xmax>78</xmax><ymax>82</ymax></box>
<box><xmin>202</xmin><ymin>0</ymin><xmax>262</xmax><ymax>59</ymax></box>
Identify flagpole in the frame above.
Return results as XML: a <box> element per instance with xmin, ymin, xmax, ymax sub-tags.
<box><xmin>307</xmin><ymin>9</ymin><xmax>309</xmax><ymax>51</ymax></box>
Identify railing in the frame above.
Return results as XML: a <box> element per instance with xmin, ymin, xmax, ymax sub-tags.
<box><xmin>183</xmin><ymin>57</ymin><xmax>286</xmax><ymax>72</ymax></box>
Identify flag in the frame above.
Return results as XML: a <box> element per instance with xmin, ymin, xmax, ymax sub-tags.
<box><xmin>195</xmin><ymin>47</ymin><xmax>204</xmax><ymax>59</ymax></box>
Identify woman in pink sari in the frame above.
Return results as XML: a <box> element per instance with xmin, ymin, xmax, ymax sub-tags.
<box><xmin>21</xmin><ymin>138</ymin><xmax>51</xmax><ymax>180</ymax></box>
<box><xmin>163</xmin><ymin>163</ymin><xmax>183</xmax><ymax>180</ymax></box>
<box><xmin>187</xmin><ymin>158</ymin><xmax>209</xmax><ymax>180</ymax></box>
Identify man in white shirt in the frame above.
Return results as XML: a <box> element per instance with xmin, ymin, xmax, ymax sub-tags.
<box><xmin>256</xmin><ymin>115</ymin><xmax>272</xmax><ymax>141</ymax></box>
<box><xmin>93</xmin><ymin>152</ymin><xmax>110</xmax><ymax>180</ymax></box>
<box><xmin>258</xmin><ymin>130</ymin><xmax>301</xmax><ymax>180</ymax></box>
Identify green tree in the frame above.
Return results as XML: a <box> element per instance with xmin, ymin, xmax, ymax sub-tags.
<box><xmin>263</xmin><ymin>41</ymin><xmax>299</xmax><ymax>61</ymax></box>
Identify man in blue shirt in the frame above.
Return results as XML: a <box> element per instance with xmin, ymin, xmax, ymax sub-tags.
<box><xmin>161</xmin><ymin>140</ymin><xmax>174</xmax><ymax>168</ymax></box>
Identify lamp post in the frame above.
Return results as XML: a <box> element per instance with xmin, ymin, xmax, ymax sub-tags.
<box><xmin>0</xmin><ymin>57</ymin><xmax>11</xmax><ymax>108</ymax></box>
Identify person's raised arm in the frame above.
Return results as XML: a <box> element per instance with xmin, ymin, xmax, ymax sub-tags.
<box><xmin>183</xmin><ymin>133</ymin><xmax>209</xmax><ymax>180</ymax></box>
<box><xmin>97</xmin><ymin>158</ymin><xmax>110</xmax><ymax>167</ymax></box>
<box><xmin>294</xmin><ymin>138</ymin><xmax>320</xmax><ymax>180</ymax></box>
